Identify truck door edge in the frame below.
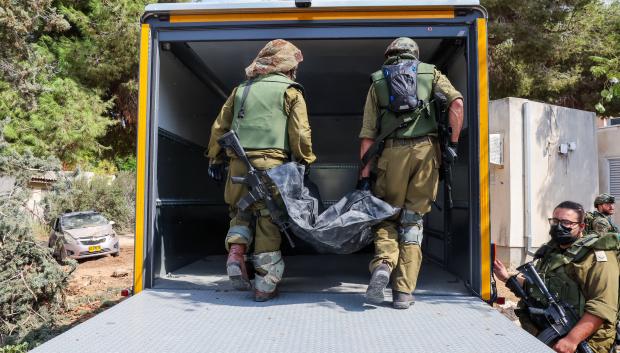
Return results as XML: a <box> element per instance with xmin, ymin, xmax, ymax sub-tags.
<box><xmin>476</xmin><ymin>17</ymin><xmax>491</xmax><ymax>301</ymax></box>
<box><xmin>134</xmin><ymin>23</ymin><xmax>151</xmax><ymax>294</ymax></box>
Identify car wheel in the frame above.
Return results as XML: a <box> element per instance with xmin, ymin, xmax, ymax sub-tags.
<box><xmin>111</xmin><ymin>249</ymin><xmax>120</xmax><ymax>257</ymax></box>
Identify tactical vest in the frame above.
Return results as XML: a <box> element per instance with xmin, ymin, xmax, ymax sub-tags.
<box><xmin>528</xmin><ymin>234</ymin><xmax>620</xmax><ymax>319</ymax></box>
<box><xmin>231</xmin><ymin>73</ymin><xmax>301</xmax><ymax>151</ymax></box>
<box><xmin>586</xmin><ymin>210</ymin><xmax>620</xmax><ymax>234</ymax></box>
<box><xmin>371</xmin><ymin>62</ymin><xmax>437</xmax><ymax>139</ymax></box>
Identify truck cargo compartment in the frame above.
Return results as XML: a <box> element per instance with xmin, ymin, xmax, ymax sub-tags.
<box><xmin>154</xmin><ymin>36</ymin><xmax>473</xmax><ymax>292</ymax></box>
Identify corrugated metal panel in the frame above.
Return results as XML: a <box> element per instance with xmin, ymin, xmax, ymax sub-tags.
<box><xmin>146</xmin><ymin>0</ymin><xmax>480</xmax><ymax>13</ymax></box>
<box><xmin>609</xmin><ymin>158</ymin><xmax>620</xmax><ymax>198</ymax></box>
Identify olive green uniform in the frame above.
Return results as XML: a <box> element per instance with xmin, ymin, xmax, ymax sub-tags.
<box><xmin>360</xmin><ymin>67</ymin><xmax>462</xmax><ymax>294</ymax></box>
<box><xmin>586</xmin><ymin>210</ymin><xmax>619</xmax><ymax>236</ymax></box>
<box><xmin>207</xmin><ymin>74</ymin><xmax>316</xmax><ymax>254</ymax></box>
<box><xmin>515</xmin><ymin>234</ymin><xmax>619</xmax><ymax>353</ymax></box>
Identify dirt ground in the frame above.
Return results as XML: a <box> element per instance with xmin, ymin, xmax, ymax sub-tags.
<box><xmin>60</xmin><ymin>234</ymin><xmax>134</xmax><ymax>325</ymax></box>
<box><xmin>493</xmin><ymin>277</ymin><xmax>521</xmax><ymax>324</ymax></box>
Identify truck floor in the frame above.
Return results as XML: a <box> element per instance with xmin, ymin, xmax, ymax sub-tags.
<box><xmin>153</xmin><ymin>254</ymin><xmax>470</xmax><ymax>295</ymax></box>
<box><xmin>30</xmin><ymin>289</ymin><xmax>551</xmax><ymax>353</ymax></box>
<box><xmin>30</xmin><ymin>255</ymin><xmax>552</xmax><ymax>353</ymax></box>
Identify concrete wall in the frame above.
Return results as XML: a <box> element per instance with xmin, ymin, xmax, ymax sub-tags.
<box><xmin>490</xmin><ymin>98</ymin><xmax>598</xmax><ymax>268</ymax></box>
<box><xmin>597</xmin><ymin>125</ymin><xmax>620</xmax><ymax>226</ymax></box>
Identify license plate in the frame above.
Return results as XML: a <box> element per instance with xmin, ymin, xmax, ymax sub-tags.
<box><xmin>88</xmin><ymin>246</ymin><xmax>102</xmax><ymax>253</ymax></box>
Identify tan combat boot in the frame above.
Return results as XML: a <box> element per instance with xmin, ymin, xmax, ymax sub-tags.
<box><xmin>392</xmin><ymin>291</ymin><xmax>415</xmax><ymax>309</ymax></box>
<box><xmin>226</xmin><ymin>244</ymin><xmax>251</xmax><ymax>291</ymax></box>
<box><xmin>365</xmin><ymin>262</ymin><xmax>391</xmax><ymax>304</ymax></box>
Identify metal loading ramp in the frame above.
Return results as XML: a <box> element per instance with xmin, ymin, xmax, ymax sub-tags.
<box><xmin>30</xmin><ymin>290</ymin><xmax>551</xmax><ymax>353</ymax></box>
<box><xmin>31</xmin><ymin>255</ymin><xmax>552</xmax><ymax>353</ymax></box>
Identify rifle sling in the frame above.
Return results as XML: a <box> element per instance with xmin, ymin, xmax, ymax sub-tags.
<box><xmin>360</xmin><ymin>101</ymin><xmax>430</xmax><ymax>167</ymax></box>
<box><xmin>237</xmin><ymin>78</ymin><xmax>255</xmax><ymax>119</ymax></box>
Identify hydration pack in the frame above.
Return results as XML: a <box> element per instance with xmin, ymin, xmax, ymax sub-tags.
<box><xmin>382</xmin><ymin>60</ymin><xmax>422</xmax><ymax>113</ymax></box>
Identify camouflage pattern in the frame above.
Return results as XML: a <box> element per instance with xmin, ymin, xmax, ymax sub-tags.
<box><xmin>514</xmin><ymin>234</ymin><xmax>620</xmax><ymax>353</ymax></box>
<box><xmin>586</xmin><ymin>210</ymin><xmax>619</xmax><ymax>235</ymax></box>
<box><xmin>594</xmin><ymin>193</ymin><xmax>615</xmax><ymax>207</ymax></box>
<box><xmin>253</xmin><ymin>250</ymin><xmax>285</xmax><ymax>293</ymax></box>
<box><xmin>384</xmin><ymin>37</ymin><xmax>419</xmax><ymax>60</ymax></box>
<box><xmin>245</xmin><ymin>39</ymin><xmax>303</xmax><ymax>79</ymax></box>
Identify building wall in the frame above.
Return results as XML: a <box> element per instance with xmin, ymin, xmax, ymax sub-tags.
<box><xmin>490</xmin><ymin>98</ymin><xmax>598</xmax><ymax>268</ymax></box>
<box><xmin>597</xmin><ymin>125</ymin><xmax>620</xmax><ymax>226</ymax></box>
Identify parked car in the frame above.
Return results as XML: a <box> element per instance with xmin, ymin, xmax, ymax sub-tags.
<box><xmin>49</xmin><ymin>211</ymin><xmax>120</xmax><ymax>260</ymax></box>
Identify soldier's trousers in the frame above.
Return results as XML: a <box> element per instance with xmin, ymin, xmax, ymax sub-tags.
<box><xmin>370</xmin><ymin>137</ymin><xmax>440</xmax><ymax>294</ymax></box>
<box><xmin>224</xmin><ymin>156</ymin><xmax>284</xmax><ymax>254</ymax></box>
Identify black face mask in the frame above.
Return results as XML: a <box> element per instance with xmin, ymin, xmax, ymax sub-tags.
<box><xmin>549</xmin><ymin>223</ymin><xmax>576</xmax><ymax>245</ymax></box>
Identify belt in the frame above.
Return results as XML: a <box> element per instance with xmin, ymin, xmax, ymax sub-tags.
<box><xmin>384</xmin><ymin>136</ymin><xmax>434</xmax><ymax>148</ymax></box>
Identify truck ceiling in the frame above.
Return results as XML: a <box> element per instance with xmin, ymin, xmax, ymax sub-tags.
<box><xmin>145</xmin><ymin>0</ymin><xmax>482</xmax><ymax>13</ymax></box>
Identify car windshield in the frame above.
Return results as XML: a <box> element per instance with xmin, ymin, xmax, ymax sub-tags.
<box><xmin>61</xmin><ymin>213</ymin><xmax>108</xmax><ymax>230</ymax></box>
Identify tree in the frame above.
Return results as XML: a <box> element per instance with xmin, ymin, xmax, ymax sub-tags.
<box><xmin>484</xmin><ymin>0</ymin><xmax>620</xmax><ymax>116</ymax></box>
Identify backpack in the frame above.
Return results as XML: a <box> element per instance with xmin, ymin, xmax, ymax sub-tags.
<box><xmin>584</xmin><ymin>211</ymin><xmax>595</xmax><ymax>234</ymax></box>
<box><xmin>382</xmin><ymin>60</ymin><xmax>422</xmax><ymax>113</ymax></box>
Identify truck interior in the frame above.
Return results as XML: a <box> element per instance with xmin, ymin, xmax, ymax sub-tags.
<box><xmin>152</xmin><ymin>35</ymin><xmax>475</xmax><ymax>296</ymax></box>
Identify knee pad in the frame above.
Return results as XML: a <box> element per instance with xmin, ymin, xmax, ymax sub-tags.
<box><xmin>253</xmin><ymin>251</ymin><xmax>285</xmax><ymax>293</ymax></box>
<box><xmin>399</xmin><ymin>210</ymin><xmax>424</xmax><ymax>245</ymax></box>
<box><xmin>226</xmin><ymin>225</ymin><xmax>254</xmax><ymax>245</ymax></box>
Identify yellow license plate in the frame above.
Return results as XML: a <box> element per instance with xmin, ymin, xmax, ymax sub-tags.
<box><xmin>88</xmin><ymin>246</ymin><xmax>102</xmax><ymax>252</ymax></box>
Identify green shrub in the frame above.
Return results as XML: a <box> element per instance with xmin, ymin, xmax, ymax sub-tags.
<box><xmin>0</xmin><ymin>134</ymin><xmax>75</xmax><ymax>346</ymax></box>
<box><xmin>0</xmin><ymin>343</ymin><xmax>28</xmax><ymax>353</ymax></box>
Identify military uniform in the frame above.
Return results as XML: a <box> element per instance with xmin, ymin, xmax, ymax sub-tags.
<box><xmin>360</xmin><ymin>38</ymin><xmax>462</xmax><ymax>297</ymax></box>
<box><xmin>207</xmin><ymin>40</ymin><xmax>316</xmax><ymax>299</ymax></box>
<box><xmin>586</xmin><ymin>210</ymin><xmax>619</xmax><ymax>236</ymax></box>
<box><xmin>515</xmin><ymin>234</ymin><xmax>620</xmax><ymax>353</ymax></box>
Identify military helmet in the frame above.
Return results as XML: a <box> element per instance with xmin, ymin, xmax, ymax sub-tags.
<box><xmin>384</xmin><ymin>37</ymin><xmax>420</xmax><ymax>59</ymax></box>
<box><xmin>594</xmin><ymin>193</ymin><xmax>615</xmax><ymax>206</ymax></box>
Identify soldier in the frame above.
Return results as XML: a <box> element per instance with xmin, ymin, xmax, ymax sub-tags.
<box><xmin>357</xmin><ymin>37</ymin><xmax>464</xmax><ymax>309</ymax></box>
<box><xmin>585</xmin><ymin>193</ymin><xmax>619</xmax><ymax>235</ymax></box>
<box><xmin>206</xmin><ymin>39</ymin><xmax>316</xmax><ymax>302</ymax></box>
<box><xmin>494</xmin><ymin>201</ymin><xmax>619</xmax><ymax>353</ymax></box>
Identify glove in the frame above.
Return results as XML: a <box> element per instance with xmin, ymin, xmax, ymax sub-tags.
<box><xmin>444</xmin><ymin>142</ymin><xmax>458</xmax><ymax>164</ymax></box>
<box><xmin>208</xmin><ymin>163</ymin><xmax>226</xmax><ymax>182</ymax></box>
<box><xmin>356</xmin><ymin>177</ymin><xmax>371</xmax><ymax>191</ymax></box>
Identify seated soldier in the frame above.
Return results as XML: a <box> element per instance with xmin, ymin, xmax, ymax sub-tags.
<box><xmin>494</xmin><ymin>201</ymin><xmax>619</xmax><ymax>353</ymax></box>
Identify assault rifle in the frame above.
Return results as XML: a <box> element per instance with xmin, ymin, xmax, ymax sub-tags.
<box><xmin>217</xmin><ymin>130</ymin><xmax>296</xmax><ymax>248</ymax></box>
<box><xmin>508</xmin><ymin>262</ymin><xmax>594</xmax><ymax>353</ymax></box>
<box><xmin>434</xmin><ymin>92</ymin><xmax>454</xmax><ymax>209</ymax></box>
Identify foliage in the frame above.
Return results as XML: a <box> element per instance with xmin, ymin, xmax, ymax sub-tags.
<box><xmin>0</xmin><ymin>343</ymin><xmax>28</xmax><ymax>353</ymax></box>
<box><xmin>590</xmin><ymin>55</ymin><xmax>620</xmax><ymax>114</ymax></box>
<box><xmin>0</xmin><ymin>126</ymin><xmax>76</xmax><ymax>346</ymax></box>
<box><xmin>43</xmin><ymin>172</ymin><xmax>136</xmax><ymax>233</ymax></box>
<box><xmin>484</xmin><ymin>0</ymin><xmax>620</xmax><ymax>115</ymax></box>
<box><xmin>3</xmin><ymin>77</ymin><xmax>114</xmax><ymax>167</ymax></box>
<box><xmin>0</xmin><ymin>0</ymin><xmax>160</xmax><ymax>168</ymax></box>
<box><xmin>0</xmin><ymin>0</ymin><xmax>69</xmax><ymax>105</ymax></box>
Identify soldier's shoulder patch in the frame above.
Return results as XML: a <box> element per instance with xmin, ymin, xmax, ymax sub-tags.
<box><xmin>594</xmin><ymin>250</ymin><xmax>608</xmax><ymax>262</ymax></box>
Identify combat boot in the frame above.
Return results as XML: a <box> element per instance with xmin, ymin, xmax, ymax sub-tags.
<box><xmin>392</xmin><ymin>291</ymin><xmax>415</xmax><ymax>309</ymax></box>
<box><xmin>226</xmin><ymin>244</ymin><xmax>251</xmax><ymax>291</ymax></box>
<box><xmin>254</xmin><ymin>288</ymin><xmax>278</xmax><ymax>302</ymax></box>
<box><xmin>365</xmin><ymin>262</ymin><xmax>391</xmax><ymax>304</ymax></box>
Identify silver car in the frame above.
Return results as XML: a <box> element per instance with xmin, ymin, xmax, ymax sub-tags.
<box><xmin>49</xmin><ymin>211</ymin><xmax>120</xmax><ymax>260</ymax></box>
